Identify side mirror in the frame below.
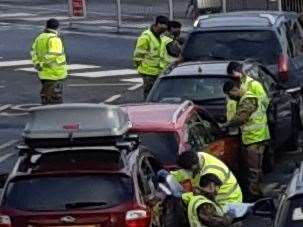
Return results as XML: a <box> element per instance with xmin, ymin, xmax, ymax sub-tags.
<box><xmin>252</xmin><ymin>198</ymin><xmax>276</xmax><ymax>220</ymax></box>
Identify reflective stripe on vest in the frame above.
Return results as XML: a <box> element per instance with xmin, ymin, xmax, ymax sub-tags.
<box><xmin>239</xmin><ymin>91</ymin><xmax>270</xmax><ymax>145</ymax></box>
<box><xmin>187</xmin><ymin>195</ymin><xmax>223</xmax><ymax>227</ymax></box>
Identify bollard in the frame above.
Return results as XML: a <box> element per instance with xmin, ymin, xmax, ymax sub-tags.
<box><xmin>168</xmin><ymin>0</ymin><xmax>174</xmax><ymax>20</ymax></box>
<box><xmin>222</xmin><ymin>0</ymin><xmax>227</xmax><ymax>13</ymax></box>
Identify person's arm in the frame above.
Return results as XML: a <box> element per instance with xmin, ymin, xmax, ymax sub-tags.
<box><xmin>31</xmin><ymin>38</ymin><xmax>41</xmax><ymax>70</ymax></box>
<box><xmin>252</xmin><ymin>81</ymin><xmax>269</xmax><ymax>109</ymax></box>
<box><xmin>133</xmin><ymin>34</ymin><xmax>149</xmax><ymax>68</ymax></box>
<box><xmin>197</xmin><ymin>203</ymin><xmax>234</xmax><ymax>227</ymax></box>
<box><xmin>225</xmin><ymin>97</ymin><xmax>258</xmax><ymax>128</ymax></box>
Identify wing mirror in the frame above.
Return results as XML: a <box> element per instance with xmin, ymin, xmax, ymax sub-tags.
<box><xmin>252</xmin><ymin>198</ymin><xmax>276</xmax><ymax>220</ymax></box>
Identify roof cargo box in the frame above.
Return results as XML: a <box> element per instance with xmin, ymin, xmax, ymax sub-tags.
<box><xmin>23</xmin><ymin>103</ymin><xmax>131</xmax><ymax>148</ymax></box>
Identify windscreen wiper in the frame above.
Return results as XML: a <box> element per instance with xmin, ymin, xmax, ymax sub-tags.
<box><xmin>65</xmin><ymin>201</ymin><xmax>108</xmax><ymax>209</ymax></box>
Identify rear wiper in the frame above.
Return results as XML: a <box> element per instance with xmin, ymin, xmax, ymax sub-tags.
<box><xmin>65</xmin><ymin>201</ymin><xmax>108</xmax><ymax>209</ymax></box>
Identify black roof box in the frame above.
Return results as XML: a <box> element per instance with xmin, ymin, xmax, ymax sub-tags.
<box><xmin>23</xmin><ymin>103</ymin><xmax>131</xmax><ymax>148</ymax></box>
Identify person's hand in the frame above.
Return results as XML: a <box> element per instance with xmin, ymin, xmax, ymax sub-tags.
<box><xmin>34</xmin><ymin>64</ymin><xmax>42</xmax><ymax>71</ymax></box>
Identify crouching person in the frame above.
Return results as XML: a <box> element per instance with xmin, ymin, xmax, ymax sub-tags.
<box><xmin>183</xmin><ymin>173</ymin><xmax>236</xmax><ymax>227</ymax></box>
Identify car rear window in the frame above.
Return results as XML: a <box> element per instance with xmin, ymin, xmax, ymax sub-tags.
<box><xmin>183</xmin><ymin>30</ymin><xmax>281</xmax><ymax>64</ymax></box>
<box><xmin>138</xmin><ymin>132</ymin><xmax>178</xmax><ymax>164</ymax></box>
<box><xmin>3</xmin><ymin>175</ymin><xmax>133</xmax><ymax>211</ymax></box>
<box><xmin>150</xmin><ymin>77</ymin><xmax>229</xmax><ymax>102</ymax></box>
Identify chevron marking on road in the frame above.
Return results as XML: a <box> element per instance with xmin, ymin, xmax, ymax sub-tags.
<box><xmin>0</xmin><ymin>13</ymin><xmax>37</xmax><ymax>18</ymax></box>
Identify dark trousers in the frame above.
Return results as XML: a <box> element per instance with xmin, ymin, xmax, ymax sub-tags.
<box><xmin>142</xmin><ymin>74</ymin><xmax>157</xmax><ymax>100</ymax></box>
<box><xmin>40</xmin><ymin>80</ymin><xmax>63</xmax><ymax>105</ymax></box>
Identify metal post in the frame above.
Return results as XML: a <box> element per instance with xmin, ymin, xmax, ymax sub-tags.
<box><xmin>278</xmin><ymin>0</ymin><xmax>282</xmax><ymax>11</ymax></box>
<box><xmin>168</xmin><ymin>0</ymin><xmax>173</xmax><ymax>20</ymax></box>
<box><xmin>222</xmin><ymin>0</ymin><xmax>227</xmax><ymax>13</ymax></box>
<box><xmin>116</xmin><ymin>0</ymin><xmax>122</xmax><ymax>32</ymax></box>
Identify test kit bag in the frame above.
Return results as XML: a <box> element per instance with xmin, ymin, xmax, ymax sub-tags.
<box><xmin>23</xmin><ymin>103</ymin><xmax>131</xmax><ymax>148</ymax></box>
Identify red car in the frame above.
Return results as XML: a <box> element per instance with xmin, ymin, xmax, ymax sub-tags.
<box><xmin>121</xmin><ymin>101</ymin><xmax>240</xmax><ymax>172</ymax></box>
<box><xmin>0</xmin><ymin>104</ymin><xmax>167</xmax><ymax>227</ymax></box>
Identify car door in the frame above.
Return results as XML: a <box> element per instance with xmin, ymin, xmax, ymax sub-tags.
<box><xmin>137</xmin><ymin>154</ymin><xmax>161</xmax><ymax>226</ymax></box>
<box><xmin>258</xmin><ymin>65</ymin><xmax>297</xmax><ymax>151</ymax></box>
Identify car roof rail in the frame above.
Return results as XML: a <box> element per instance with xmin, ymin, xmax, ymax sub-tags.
<box><xmin>259</xmin><ymin>13</ymin><xmax>276</xmax><ymax>25</ymax></box>
<box><xmin>172</xmin><ymin>100</ymin><xmax>194</xmax><ymax>124</ymax></box>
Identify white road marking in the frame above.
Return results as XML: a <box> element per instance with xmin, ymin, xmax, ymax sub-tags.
<box><xmin>128</xmin><ymin>84</ymin><xmax>143</xmax><ymax>91</ymax></box>
<box><xmin>70</xmin><ymin>69</ymin><xmax>137</xmax><ymax>78</ymax></box>
<box><xmin>104</xmin><ymin>94</ymin><xmax>121</xmax><ymax>103</ymax></box>
<box><xmin>121</xmin><ymin>78</ymin><xmax>143</xmax><ymax>83</ymax></box>
<box><xmin>0</xmin><ymin>57</ymin><xmax>3</xmax><ymax>59</ymax></box>
<box><xmin>17</xmin><ymin>64</ymin><xmax>100</xmax><ymax>72</ymax></box>
<box><xmin>19</xmin><ymin>16</ymin><xmax>69</xmax><ymax>22</ymax></box>
<box><xmin>0</xmin><ymin>60</ymin><xmax>32</xmax><ymax>67</ymax></box>
<box><xmin>0</xmin><ymin>86</ymin><xmax>4</xmax><ymax>88</ymax></box>
<box><xmin>0</xmin><ymin>140</ymin><xmax>18</xmax><ymax>151</ymax></box>
<box><xmin>0</xmin><ymin>152</ymin><xmax>17</xmax><ymax>163</ymax></box>
<box><xmin>62</xmin><ymin>30</ymin><xmax>137</xmax><ymax>40</ymax></box>
<box><xmin>68</xmin><ymin>83</ymin><xmax>133</xmax><ymax>87</ymax></box>
<box><xmin>0</xmin><ymin>105</ymin><xmax>11</xmax><ymax>112</ymax></box>
<box><xmin>0</xmin><ymin>13</ymin><xmax>36</xmax><ymax>18</ymax></box>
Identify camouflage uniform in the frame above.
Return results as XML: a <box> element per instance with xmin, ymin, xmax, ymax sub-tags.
<box><xmin>197</xmin><ymin>203</ymin><xmax>240</xmax><ymax>227</ymax></box>
<box><xmin>40</xmin><ymin>80</ymin><xmax>63</xmax><ymax>105</ymax></box>
<box><xmin>227</xmin><ymin>97</ymin><xmax>266</xmax><ymax>200</ymax></box>
<box><xmin>142</xmin><ymin>75</ymin><xmax>157</xmax><ymax>100</ymax></box>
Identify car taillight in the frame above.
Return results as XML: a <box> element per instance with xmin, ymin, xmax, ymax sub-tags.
<box><xmin>278</xmin><ymin>55</ymin><xmax>289</xmax><ymax>81</ymax></box>
<box><xmin>0</xmin><ymin>215</ymin><xmax>11</xmax><ymax>227</ymax></box>
<box><xmin>125</xmin><ymin>209</ymin><xmax>150</xmax><ymax>227</ymax></box>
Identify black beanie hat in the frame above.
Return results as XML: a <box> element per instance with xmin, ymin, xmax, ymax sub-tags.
<box><xmin>46</xmin><ymin>18</ymin><xmax>59</xmax><ymax>29</ymax></box>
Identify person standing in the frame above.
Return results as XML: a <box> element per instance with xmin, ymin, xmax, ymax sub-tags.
<box><xmin>31</xmin><ymin>18</ymin><xmax>67</xmax><ymax>105</ymax></box>
<box><xmin>222</xmin><ymin>80</ymin><xmax>270</xmax><ymax>201</ymax></box>
<box><xmin>160</xmin><ymin>20</ymin><xmax>184</xmax><ymax>69</ymax></box>
<box><xmin>226</xmin><ymin>61</ymin><xmax>269</xmax><ymax>121</ymax></box>
<box><xmin>133</xmin><ymin>15</ymin><xmax>168</xmax><ymax>99</ymax></box>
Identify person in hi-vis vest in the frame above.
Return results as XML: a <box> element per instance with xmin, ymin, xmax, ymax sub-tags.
<box><xmin>31</xmin><ymin>18</ymin><xmax>67</xmax><ymax>105</ymax></box>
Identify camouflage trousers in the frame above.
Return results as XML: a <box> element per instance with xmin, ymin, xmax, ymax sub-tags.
<box><xmin>240</xmin><ymin>142</ymin><xmax>267</xmax><ymax>200</ymax></box>
<box><xmin>40</xmin><ymin>80</ymin><xmax>63</xmax><ymax>105</ymax></box>
<box><xmin>142</xmin><ymin>75</ymin><xmax>157</xmax><ymax>99</ymax></box>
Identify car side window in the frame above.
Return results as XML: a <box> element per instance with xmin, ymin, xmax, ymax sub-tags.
<box><xmin>284</xmin><ymin>22</ymin><xmax>296</xmax><ymax>57</ymax></box>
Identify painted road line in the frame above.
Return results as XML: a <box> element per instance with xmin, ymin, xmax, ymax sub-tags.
<box><xmin>20</xmin><ymin>16</ymin><xmax>69</xmax><ymax>21</ymax></box>
<box><xmin>68</xmin><ymin>83</ymin><xmax>133</xmax><ymax>87</ymax></box>
<box><xmin>0</xmin><ymin>86</ymin><xmax>4</xmax><ymax>88</ymax></box>
<box><xmin>0</xmin><ymin>13</ymin><xmax>36</xmax><ymax>18</ymax></box>
<box><xmin>0</xmin><ymin>152</ymin><xmax>17</xmax><ymax>163</ymax></box>
<box><xmin>71</xmin><ymin>69</ymin><xmax>137</xmax><ymax>78</ymax></box>
<box><xmin>0</xmin><ymin>60</ymin><xmax>32</xmax><ymax>67</ymax></box>
<box><xmin>17</xmin><ymin>64</ymin><xmax>100</xmax><ymax>72</ymax></box>
<box><xmin>121</xmin><ymin>78</ymin><xmax>143</xmax><ymax>83</ymax></box>
<box><xmin>104</xmin><ymin>94</ymin><xmax>121</xmax><ymax>103</ymax></box>
<box><xmin>0</xmin><ymin>105</ymin><xmax>11</xmax><ymax>112</ymax></box>
<box><xmin>128</xmin><ymin>84</ymin><xmax>143</xmax><ymax>91</ymax></box>
<box><xmin>0</xmin><ymin>140</ymin><xmax>18</xmax><ymax>151</ymax></box>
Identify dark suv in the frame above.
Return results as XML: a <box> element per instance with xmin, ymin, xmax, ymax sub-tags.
<box><xmin>183</xmin><ymin>11</ymin><xmax>303</xmax><ymax>89</ymax></box>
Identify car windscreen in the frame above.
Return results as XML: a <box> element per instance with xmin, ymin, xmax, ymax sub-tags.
<box><xmin>150</xmin><ymin>77</ymin><xmax>229</xmax><ymax>102</ymax></box>
<box><xmin>3</xmin><ymin>175</ymin><xmax>133</xmax><ymax>211</ymax></box>
<box><xmin>138</xmin><ymin>132</ymin><xmax>178</xmax><ymax>164</ymax></box>
<box><xmin>183</xmin><ymin>30</ymin><xmax>281</xmax><ymax>64</ymax></box>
